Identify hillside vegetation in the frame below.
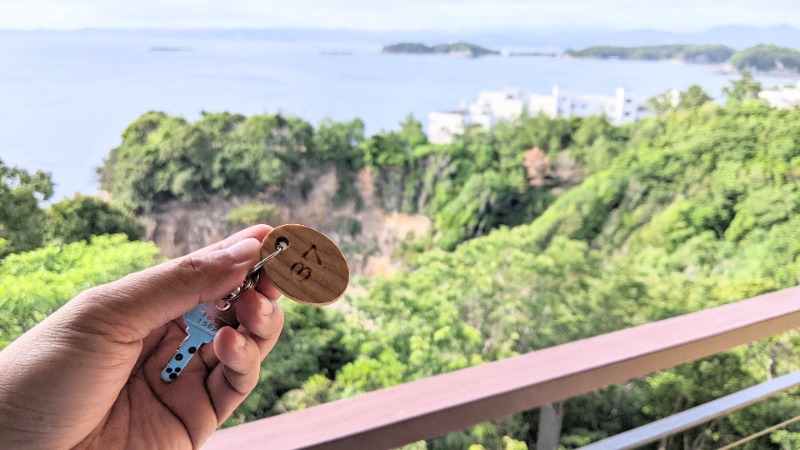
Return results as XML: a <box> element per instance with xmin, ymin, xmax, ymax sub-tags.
<box><xmin>5</xmin><ymin>78</ymin><xmax>800</xmax><ymax>448</ymax></box>
<box><xmin>279</xmin><ymin>92</ymin><xmax>800</xmax><ymax>449</ymax></box>
<box><xmin>99</xmin><ymin>110</ymin><xmax>623</xmax><ymax>250</ymax></box>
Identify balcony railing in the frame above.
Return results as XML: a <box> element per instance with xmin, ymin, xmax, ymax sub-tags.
<box><xmin>202</xmin><ymin>285</ymin><xmax>800</xmax><ymax>450</ymax></box>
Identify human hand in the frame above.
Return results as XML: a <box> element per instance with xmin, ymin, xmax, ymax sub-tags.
<box><xmin>0</xmin><ymin>225</ymin><xmax>284</xmax><ymax>449</ymax></box>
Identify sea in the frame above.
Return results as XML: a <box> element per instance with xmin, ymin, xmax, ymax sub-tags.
<box><xmin>0</xmin><ymin>30</ymin><xmax>796</xmax><ymax>198</ymax></box>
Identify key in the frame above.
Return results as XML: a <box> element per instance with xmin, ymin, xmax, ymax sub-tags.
<box><xmin>161</xmin><ymin>225</ymin><xmax>349</xmax><ymax>384</ymax></box>
<box><xmin>161</xmin><ymin>301</ymin><xmax>239</xmax><ymax>382</ymax></box>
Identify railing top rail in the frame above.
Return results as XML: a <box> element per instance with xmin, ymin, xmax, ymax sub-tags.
<box><xmin>203</xmin><ymin>286</ymin><xmax>800</xmax><ymax>450</ymax></box>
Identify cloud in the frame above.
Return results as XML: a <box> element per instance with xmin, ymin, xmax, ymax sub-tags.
<box><xmin>0</xmin><ymin>0</ymin><xmax>797</xmax><ymax>31</ymax></box>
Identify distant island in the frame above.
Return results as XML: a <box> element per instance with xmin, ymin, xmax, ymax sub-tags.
<box><xmin>381</xmin><ymin>41</ymin><xmax>800</xmax><ymax>73</ymax></box>
<box><xmin>565</xmin><ymin>43</ymin><xmax>800</xmax><ymax>73</ymax></box>
<box><xmin>381</xmin><ymin>41</ymin><xmax>800</xmax><ymax>72</ymax></box>
<box><xmin>566</xmin><ymin>44</ymin><xmax>735</xmax><ymax>63</ymax></box>
<box><xmin>382</xmin><ymin>42</ymin><xmax>499</xmax><ymax>58</ymax></box>
<box><xmin>729</xmin><ymin>44</ymin><xmax>800</xmax><ymax>73</ymax></box>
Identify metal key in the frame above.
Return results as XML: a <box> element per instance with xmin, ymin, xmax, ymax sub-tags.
<box><xmin>161</xmin><ymin>302</ymin><xmax>239</xmax><ymax>382</ymax></box>
<box><xmin>162</xmin><ymin>242</ymin><xmax>287</xmax><ymax>382</ymax></box>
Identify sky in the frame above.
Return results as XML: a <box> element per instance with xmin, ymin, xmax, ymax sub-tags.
<box><xmin>1</xmin><ymin>0</ymin><xmax>798</xmax><ymax>32</ymax></box>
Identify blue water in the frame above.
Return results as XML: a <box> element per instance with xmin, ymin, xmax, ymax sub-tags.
<box><xmin>0</xmin><ymin>31</ymin><xmax>796</xmax><ymax>198</ymax></box>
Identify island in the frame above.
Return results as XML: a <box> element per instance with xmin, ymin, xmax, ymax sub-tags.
<box><xmin>729</xmin><ymin>44</ymin><xmax>800</xmax><ymax>73</ymax></box>
<box><xmin>381</xmin><ymin>41</ymin><xmax>800</xmax><ymax>73</ymax></box>
<box><xmin>564</xmin><ymin>43</ymin><xmax>800</xmax><ymax>74</ymax></box>
<box><xmin>382</xmin><ymin>42</ymin><xmax>499</xmax><ymax>58</ymax></box>
<box><xmin>565</xmin><ymin>44</ymin><xmax>735</xmax><ymax>64</ymax></box>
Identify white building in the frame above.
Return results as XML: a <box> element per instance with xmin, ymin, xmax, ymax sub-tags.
<box><xmin>526</xmin><ymin>86</ymin><xmax>645</xmax><ymax>124</ymax></box>
<box><xmin>759</xmin><ymin>81</ymin><xmax>800</xmax><ymax>110</ymax></box>
<box><xmin>428</xmin><ymin>86</ymin><xmax>649</xmax><ymax>144</ymax></box>
<box><xmin>471</xmin><ymin>88</ymin><xmax>526</xmax><ymax>120</ymax></box>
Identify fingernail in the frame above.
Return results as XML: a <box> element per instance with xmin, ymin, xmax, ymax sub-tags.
<box><xmin>222</xmin><ymin>239</ymin><xmax>257</xmax><ymax>264</ymax></box>
<box><xmin>262</xmin><ymin>300</ymin><xmax>276</xmax><ymax>317</ymax></box>
<box><xmin>236</xmin><ymin>331</ymin><xmax>248</xmax><ymax>349</ymax></box>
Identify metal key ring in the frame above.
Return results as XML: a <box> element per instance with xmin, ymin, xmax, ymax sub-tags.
<box><xmin>216</xmin><ymin>242</ymin><xmax>287</xmax><ymax>311</ymax></box>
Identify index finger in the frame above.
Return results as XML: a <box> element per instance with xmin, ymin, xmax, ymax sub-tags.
<box><xmin>192</xmin><ymin>224</ymin><xmax>273</xmax><ymax>256</ymax></box>
<box><xmin>71</xmin><ymin>226</ymin><xmax>275</xmax><ymax>342</ymax></box>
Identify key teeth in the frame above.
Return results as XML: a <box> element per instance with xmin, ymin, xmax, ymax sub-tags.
<box><xmin>163</xmin><ymin>304</ymin><xmax>224</xmax><ymax>383</ymax></box>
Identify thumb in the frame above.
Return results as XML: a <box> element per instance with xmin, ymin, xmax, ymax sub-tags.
<box><xmin>74</xmin><ymin>238</ymin><xmax>262</xmax><ymax>342</ymax></box>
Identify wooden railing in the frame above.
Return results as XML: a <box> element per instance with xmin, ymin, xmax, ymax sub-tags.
<box><xmin>203</xmin><ymin>286</ymin><xmax>800</xmax><ymax>450</ymax></box>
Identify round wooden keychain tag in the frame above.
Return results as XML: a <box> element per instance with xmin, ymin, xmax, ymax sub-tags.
<box><xmin>260</xmin><ymin>224</ymin><xmax>350</xmax><ymax>306</ymax></box>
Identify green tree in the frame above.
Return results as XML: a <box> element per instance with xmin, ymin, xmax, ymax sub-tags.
<box><xmin>648</xmin><ymin>85</ymin><xmax>711</xmax><ymax>116</ymax></box>
<box><xmin>772</xmin><ymin>430</ymin><xmax>800</xmax><ymax>449</ymax></box>
<box><xmin>723</xmin><ymin>70</ymin><xmax>763</xmax><ymax>103</ymax></box>
<box><xmin>46</xmin><ymin>195</ymin><xmax>145</xmax><ymax>244</ymax></box>
<box><xmin>313</xmin><ymin>118</ymin><xmax>366</xmax><ymax>170</ymax></box>
<box><xmin>398</xmin><ymin>115</ymin><xmax>428</xmax><ymax>149</ymax></box>
<box><xmin>677</xmin><ymin>85</ymin><xmax>713</xmax><ymax>110</ymax></box>
<box><xmin>0</xmin><ymin>235</ymin><xmax>161</xmax><ymax>348</ymax></box>
<box><xmin>98</xmin><ymin>112</ymin><xmax>317</xmax><ymax>212</ymax></box>
<box><xmin>0</xmin><ymin>159</ymin><xmax>53</xmax><ymax>258</ymax></box>
<box><xmin>98</xmin><ymin>111</ymin><xmax>188</xmax><ymax>211</ymax></box>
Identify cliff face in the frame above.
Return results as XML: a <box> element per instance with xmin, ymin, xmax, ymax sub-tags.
<box><xmin>142</xmin><ymin>167</ymin><xmax>429</xmax><ymax>276</ymax></box>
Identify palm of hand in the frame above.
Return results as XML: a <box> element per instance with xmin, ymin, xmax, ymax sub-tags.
<box><xmin>76</xmin><ymin>320</ymin><xmax>236</xmax><ymax>449</ymax></box>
